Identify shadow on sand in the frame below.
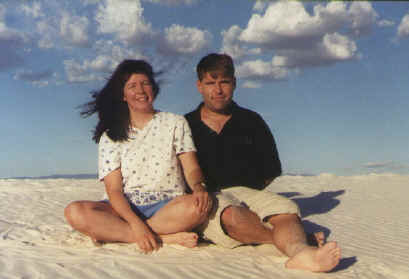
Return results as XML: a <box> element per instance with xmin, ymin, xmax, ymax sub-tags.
<box><xmin>278</xmin><ymin>189</ymin><xmax>345</xmax><ymax>238</ymax></box>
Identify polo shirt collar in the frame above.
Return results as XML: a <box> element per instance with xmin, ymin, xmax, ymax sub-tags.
<box><xmin>193</xmin><ymin>101</ymin><xmax>240</xmax><ymax>120</ymax></box>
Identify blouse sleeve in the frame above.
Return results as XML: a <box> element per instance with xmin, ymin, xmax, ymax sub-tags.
<box><xmin>98</xmin><ymin>132</ymin><xmax>121</xmax><ymax>180</ymax></box>
<box><xmin>174</xmin><ymin>116</ymin><xmax>197</xmax><ymax>155</ymax></box>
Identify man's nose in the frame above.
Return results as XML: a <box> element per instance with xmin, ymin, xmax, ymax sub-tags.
<box><xmin>214</xmin><ymin>83</ymin><xmax>222</xmax><ymax>94</ymax></box>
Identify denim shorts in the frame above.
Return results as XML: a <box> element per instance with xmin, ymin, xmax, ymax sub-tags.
<box><xmin>102</xmin><ymin>198</ymin><xmax>172</xmax><ymax>221</ymax></box>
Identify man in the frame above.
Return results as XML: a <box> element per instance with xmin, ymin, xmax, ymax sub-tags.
<box><xmin>185</xmin><ymin>53</ymin><xmax>341</xmax><ymax>272</ymax></box>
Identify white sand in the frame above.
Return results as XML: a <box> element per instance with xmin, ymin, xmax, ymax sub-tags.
<box><xmin>1</xmin><ymin>174</ymin><xmax>408</xmax><ymax>279</ymax></box>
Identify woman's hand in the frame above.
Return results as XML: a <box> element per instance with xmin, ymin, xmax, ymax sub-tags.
<box><xmin>192</xmin><ymin>186</ymin><xmax>213</xmax><ymax>215</ymax></box>
<box><xmin>130</xmin><ymin>222</ymin><xmax>162</xmax><ymax>253</ymax></box>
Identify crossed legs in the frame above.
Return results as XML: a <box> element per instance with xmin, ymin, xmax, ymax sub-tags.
<box><xmin>221</xmin><ymin>206</ymin><xmax>341</xmax><ymax>272</ymax></box>
<box><xmin>64</xmin><ymin>194</ymin><xmax>209</xmax><ymax>248</ymax></box>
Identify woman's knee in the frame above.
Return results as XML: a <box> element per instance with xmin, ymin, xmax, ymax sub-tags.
<box><xmin>178</xmin><ymin>195</ymin><xmax>209</xmax><ymax>224</ymax></box>
<box><xmin>64</xmin><ymin>201</ymin><xmax>89</xmax><ymax>229</ymax></box>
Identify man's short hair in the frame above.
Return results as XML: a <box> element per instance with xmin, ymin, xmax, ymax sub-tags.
<box><xmin>196</xmin><ymin>53</ymin><xmax>235</xmax><ymax>81</ymax></box>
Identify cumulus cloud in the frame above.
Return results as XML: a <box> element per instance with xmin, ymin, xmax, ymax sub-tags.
<box><xmin>64</xmin><ymin>40</ymin><xmax>145</xmax><ymax>83</ymax></box>
<box><xmin>60</xmin><ymin>11</ymin><xmax>90</xmax><ymax>47</ymax></box>
<box><xmin>378</xmin><ymin>19</ymin><xmax>395</xmax><ymax>27</ymax></box>
<box><xmin>220</xmin><ymin>25</ymin><xmax>261</xmax><ymax>59</ymax></box>
<box><xmin>236</xmin><ymin>59</ymin><xmax>289</xmax><ymax>81</ymax></box>
<box><xmin>253</xmin><ymin>1</ymin><xmax>267</xmax><ymax>12</ymax></box>
<box><xmin>36</xmin><ymin>19</ymin><xmax>56</xmax><ymax>49</ymax></box>
<box><xmin>14</xmin><ymin>69</ymin><xmax>53</xmax><ymax>86</ymax></box>
<box><xmin>239</xmin><ymin>1</ymin><xmax>376</xmax><ymax>48</ymax></box>
<box><xmin>0</xmin><ymin>4</ymin><xmax>29</xmax><ymax>70</ymax></box>
<box><xmin>397</xmin><ymin>13</ymin><xmax>409</xmax><ymax>38</ymax></box>
<box><xmin>242</xmin><ymin>81</ymin><xmax>262</xmax><ymax>89</ymax></box>
<box><xmin>20</xmin><ymin>1</ymin><xmax>44</xmax><ymax>18</ymax></box>
<box><xmin>219</xmin><ymin>0</ymin><xmax>372</xmax><ymax>85</ymax></box>
<box><xmin>14</xmin><ymin>69</ymin><xmax>52</xmax><ymax>81</ymax></box>
<box><xmin>158</xmin><ymin>24</ymin><xmax>211</xmax><ymax>56</ymax></box>
<box><xmin>95</xmin><ymin>0</ymin><xmax>154</xmax><ymax>45</ymax></box>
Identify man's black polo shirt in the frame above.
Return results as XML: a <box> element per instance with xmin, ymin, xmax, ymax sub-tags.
<box><xmin>185</xmin><ymin>102</ymin><xmax>282</xmax><ymax>192</ymax></box>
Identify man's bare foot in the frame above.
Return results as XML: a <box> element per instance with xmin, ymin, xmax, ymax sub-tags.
<box><xmin>160</xmin><ymin>232</ymin><xmax>199</xmax><ymax>248</ymax></box>
<box><xmin>285</xmin><ymin>242</ymin><xmax>341</xmax><ymax>272</ymax></box>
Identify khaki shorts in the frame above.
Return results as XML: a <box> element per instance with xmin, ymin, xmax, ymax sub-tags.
<box><xmin>200</xmin><ymin>186</ymin><xmax>300</xmax><ymax>248</ymax></box>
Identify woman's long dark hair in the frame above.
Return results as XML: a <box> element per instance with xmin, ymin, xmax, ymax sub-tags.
<box><xmin>80</xmin><ymin>60</ymin><xmax>160</xmax><ymax>143</ymax></box>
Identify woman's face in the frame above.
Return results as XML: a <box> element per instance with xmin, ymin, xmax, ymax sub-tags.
<box><xmin>123</xmin><ymin>73</ymin><xmax>155</xmax><ymax>113</ymax></box>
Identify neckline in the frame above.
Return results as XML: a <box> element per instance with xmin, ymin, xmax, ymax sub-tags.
<box><xmin>130</xmin><ymin>110</ymin><xmax>160</xmax><ymax>131</ymax></box>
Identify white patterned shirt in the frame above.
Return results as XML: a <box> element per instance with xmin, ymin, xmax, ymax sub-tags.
<box><xmin>98</xmin><ymin>111</ymin><xmax>196</xmax><ymax>205</ymax></box>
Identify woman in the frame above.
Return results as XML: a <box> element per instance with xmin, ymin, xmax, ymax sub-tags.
<box><xmin>64</xmin><ymin>60</ymin><xmax>212</xmax><ymax>253</ymax></box>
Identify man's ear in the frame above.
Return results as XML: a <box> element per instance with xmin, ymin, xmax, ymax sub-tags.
<box><xmin>196</xmin><ymin>79</ymin><xmax>203</xmax><ymax>94</ymax></box>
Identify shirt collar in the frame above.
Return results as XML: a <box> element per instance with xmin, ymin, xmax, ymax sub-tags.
<box><xmin>193</xmin><ymin>101</ymin><xmax>240</xmax><ymax>119</ymax></box>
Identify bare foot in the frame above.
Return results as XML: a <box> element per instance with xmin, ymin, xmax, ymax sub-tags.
<box><xmin>307</xmin><ymin>231</ymin><xmax>325</xmax><ymax>247</ymax></box>
<box><xmin>160</xmin><ymin>232</ymin><xmax>199</xmax><ymax>248</ymax></box>
<box><xmin>314</xmin><ymin>232</ymin><xmax>325</xmax><ymax>247</ymax></box>
<box><xmin>91</xmin><ymin>238</ymin><xmax>104</xmax><ymax>247</ymax></box>
<box><xmin>285</xmin><ymin>242</ymin><xmax>341</xmax><ymax>272</ymax></box>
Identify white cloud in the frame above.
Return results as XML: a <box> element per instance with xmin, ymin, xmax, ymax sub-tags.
<box><xmin>239</xmin><ymin>1</ymin><xmax>376</xmax><ymax>48</ymax></box>
<box><xmin>14</xmin><ymin>69</ymin><xmax>52</xmax><ymax>81</ymax></box>
<box><xmin>253</xmin><ymin>1</ymin><xmax>267</xmax><ymax>12</ymax></box>
<box><xmin>14</xmin><ymin>69</ymin><xmax>53</xmax><ymax>86</ymax></box>
<box><xmin>20</xmin><ymin>1</ymin><xmax>44</xmax><ymax>18</ymax></box>
<box><xmin>158</xmin><ymin>24</ymin><xmax>211</xmax><ymax>56</ymax></box>
<box><xmin>236</xmin><ymin>59</ymin><xmax>289</xmax><ymax>81</ymax></box>
<box><xmin>242</xmin><ymin>81</ymin><xmax>262</xmax><ymax>89</ymax></box>
<box><xmin>377</xmin><ymin>19</ymin><xmax>395</xmax><ymax>27</ymax></box>
<box><xmin>397</xmin><ymin>13</ymin><xmax>409</xmax><ymax>38</ymax></box>
<box><xmin>270</xmin><ymin>33</ymin><xmax>357</xmax><ymax>69</ymax></box>
<box><xmin>95</xmin><ymin>0</ymin><xmax>154</xmax><ymax>45</ymax></box>
<box><xmin>36</xmin><ymin>19</ymin><xmax>56</xmax><ymax>49</ymax></box>
<box><xmin>0</xmin><ymin>4</ymin><xmax>29</xmax><ymax>70</ymax></box>
<box><xmin>60</xmin><ymin>11</ymin><xmax>90</xmax><ymax>47</ymax></box>
<box><xmin>220</xmin><ymin>25</ymin><xmax>261</xmax><ymax>59</ymax></box>
<box><xmin>348</xmin><ymin>1</ymin><xmax>378</xmax><ymax>36</ymax></box>
<box><xmin>142</xmin><ymin>0</ymin><xmax>197</xmax><ymax>5</ymax></box>
<box><xmin>64</xmin><ymin>41</ymin><xmax>145</xmax><ymax>83</ymax></box>
<box><xmin>218</xmin><ymin>0</ymin><xmax>368</xmax><ymax>78</ymax></box>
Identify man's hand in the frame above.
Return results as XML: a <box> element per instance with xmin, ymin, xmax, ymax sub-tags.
<box><xmin>130</xmin><ymin>222</ymin><xmax>162</xmax><ymax>253</ymax></box>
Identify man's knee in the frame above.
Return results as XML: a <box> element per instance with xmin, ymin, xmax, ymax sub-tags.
<box><xmin>221</xmin><ymin>206</ymin><xmax>260</xmax><ymax>232</ymax></box>
<box><xmin>267</xmin><ymin>213</ymin><xmax>300</xmax><ymax>225</ymax></box>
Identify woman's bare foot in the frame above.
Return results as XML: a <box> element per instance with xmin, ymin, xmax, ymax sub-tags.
<box><xmin>285</xmin><ymin>242</ymin><xmax>341</xmax><ymax>272</ymax></box>
<box><xmin>306</xmin><ymin>231</ymin><xmax>325</xmax><ymax>247</ymax></box>
<box><xmin>91</xmin><ymin>238</ymin><xmax>105</xmax><ymax>247</ymax></box>
<box><xmin>160</xmin><ymin>232</ymin><xmax>199</xmax><ymax>248</ymax></box>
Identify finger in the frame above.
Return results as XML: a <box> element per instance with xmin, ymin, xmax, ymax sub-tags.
<box><xmin>150</xmin><ymin>235</ymin><xmax>159</xmax><ymax>251</ymax></box>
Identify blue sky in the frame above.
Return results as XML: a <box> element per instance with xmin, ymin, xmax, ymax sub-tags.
<box><xmin>1</xmin><ymin>0</ymin><xmax>409</xmax><ymax>178</ymax></box>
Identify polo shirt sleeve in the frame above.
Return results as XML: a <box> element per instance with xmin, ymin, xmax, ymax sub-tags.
<box><xmin>174</xmin><ymin>116</ymin><xmax>197</xmax><ymax>155</ymax></box>
<box><xmin>98</xmin><ymin>132</ymin><xmax>121</xmax><ymax>181</ymax></box>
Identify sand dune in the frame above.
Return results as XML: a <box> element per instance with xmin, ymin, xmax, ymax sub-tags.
<box><xmin>1</xmin><ymin>174</ymin><xmax>408</xmax><ymax>279</ymax></box>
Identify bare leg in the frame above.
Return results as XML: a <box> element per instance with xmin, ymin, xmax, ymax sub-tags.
<box><xmin>146</xmin><ymin>194</ymin><xmax>210</xmax><ymax>234</ymax></box>
<box><xmin>64</xmin><ymin>196</ymin><xmax>209</xmax><ymax>248</ymax></box>
<box><xmin>268</xmin><ymin>214</ymin><xmax>340</xmax><ymax>272</ymax></box>
<box><xmin>221</xmin><ymin>207</ymin><xmax>340</xmax><ymax>272</ymax></box>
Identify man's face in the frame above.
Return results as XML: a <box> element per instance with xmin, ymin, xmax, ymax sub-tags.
<box><xmin>196</xmin><ymin>72</ymin><xmax>236</xmax><ymax>113</ymax></box>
